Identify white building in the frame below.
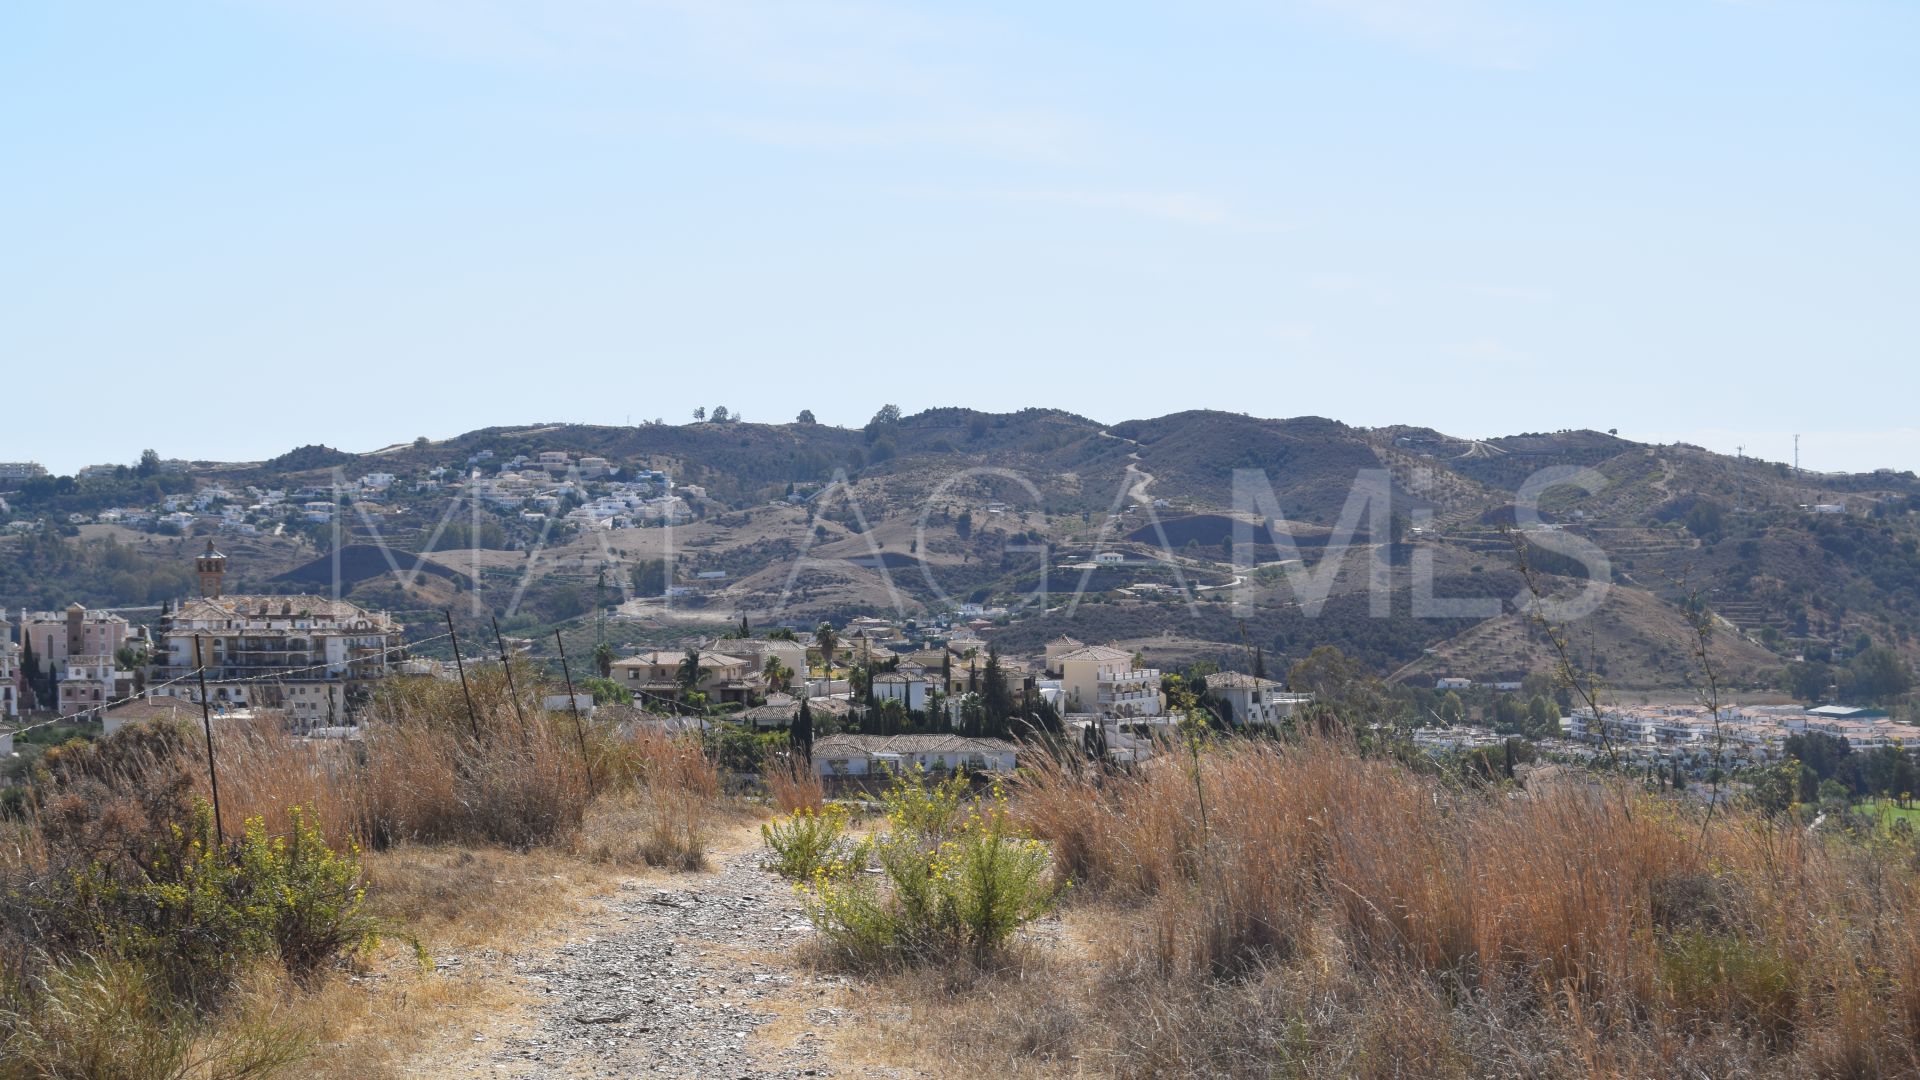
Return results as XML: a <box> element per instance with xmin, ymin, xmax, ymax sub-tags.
<box><xmin>871</xmin><ymin>670</ymin><xmax>934</xmax><ymax>712</ymax></box>
<box><xmin>1203</xmin><ymin>671</ymin><xmax>1313</xmax><ymax>728</ymax></box>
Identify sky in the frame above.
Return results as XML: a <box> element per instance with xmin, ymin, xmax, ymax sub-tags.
<box><xmin>3</xmin><ymin>1</ymin><xmax>1916</xmax><ymax>476</ymax></box>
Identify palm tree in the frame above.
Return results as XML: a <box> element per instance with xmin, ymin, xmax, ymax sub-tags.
<box><xmin>763</xmin><ymin>655</ymin><xmax>791</xmax><ymax>693</ymax></box>
<box><xmin>592</xmin><ymin>642</ymin><xmax>616</xmax><ymax>679</ymax></box>
<box><xmin>813</xmin><ymin>622</ymin><xmax>839</xmax><ymax>680</ymax></box>
<box><xmin>676</xmin><ymin>647</ymin><xmax>708</xmax><ymax>696</ymax></box>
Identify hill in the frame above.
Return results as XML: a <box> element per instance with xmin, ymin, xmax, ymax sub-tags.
<box><xmin>6</xmin><ymin>408</ymin><xmax>1919</xmax><ymax>702</ymax></box>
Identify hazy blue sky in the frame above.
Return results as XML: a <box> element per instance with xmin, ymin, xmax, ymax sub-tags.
<box><xmin>4</xmin><ymin>1</ymin><xmax>1915</xmax><ymax>475</ymax></box>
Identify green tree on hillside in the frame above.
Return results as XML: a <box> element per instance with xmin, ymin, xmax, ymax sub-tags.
<box><xmin>631</xmin><ymin>559</ymin><xmax>667</xmax><ymax>597</ymax></box>
<box><xmin>1841</xmin><ymin>645</ymin><xmax>1912</xmax><ymax>704</ymax></box>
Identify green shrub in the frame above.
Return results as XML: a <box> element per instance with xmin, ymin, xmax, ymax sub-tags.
<box><xmin>762</xmin><ymin>804</ymin><xmax>854</xmax><ymax>881</ymax></box>
<box><xmin>801</xmin><ymin>785</ymin><xmax>1060</xmax><ymax>968</ymax></box>
<box><xmin>878</xmin><ymin>767</ymin><xmax>971</xmax><ymax>839</ymax></box>
<box><xmin>36</xmin><ymin>802</ymin><xmax>380</xmax><ymax>1006</ymax></box>
<box><xmin>1658</xmin><ymin>930</ymin><xmax>1798</xmax><ymax>1043</ymax></box>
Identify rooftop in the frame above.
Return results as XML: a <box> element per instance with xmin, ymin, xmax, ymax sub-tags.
<box><xmin>1204</xmin><ymin>671</ymin><xmax>1285</xmax><ymax>691</ymax></box>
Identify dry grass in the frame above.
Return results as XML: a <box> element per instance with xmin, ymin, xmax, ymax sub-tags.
<box><xmin>765</xmin><ymin>757</ymin><xmax>825</xmax><ymax>814</ymax></box>
<box><xmin>1</xmin><ymin>667</ymin><xmax>739</xmax><ymax>1080</ymax></box>
<box><xmin>231</xmin><ymin>843</ymin><xmax>624</xmax><ymax>1080</ymax></box>
<box><xmin>579</xmin><ymin>729</ymin><xmax>724</xmax><ymax>870</ymax></box>
<box><xmin>353</xmin><ymin>668</ymin><xmax>596</xmax><ymax>850</ymax></box>
<box><xmin>827</xmin><ymin>737</ymin><xmax>1920</xmax><ymax>1079</ymax></box>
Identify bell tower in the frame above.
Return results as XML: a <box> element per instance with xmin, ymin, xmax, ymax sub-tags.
<box><xmin>195</xmin><ymin>541</ymin><xmax>228</xmax><ymax>599</ymax></box>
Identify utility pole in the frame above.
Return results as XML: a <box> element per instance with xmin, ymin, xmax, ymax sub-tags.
<box><xmin>554</xmin><ymin>629</ymin><xmax>596</xmax><ymax>797</ymax></box>
<box><xmin>1794</xmin><ymin>434</ymin><xmax>1801</xmax><ymax>476</ymax></box>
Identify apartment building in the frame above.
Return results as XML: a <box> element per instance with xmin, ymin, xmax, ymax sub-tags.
<box><xmin>147</xmin><ymin>544</ymin><xmax>406</xmax><ymax>723</ymax></box>
<box><xmin>1056</xmin><ymin>644</ymin><xmax>1164</xmax><ymax>718</ymax></box>
<box><xmin>56</xmin><ymin>654</ymin><xmax>132</xmax><ymax>717</ymax></box>
<box><xmin>17</xmin><ymin>604</ymin><xmax>139</xmax><ymax>667</ymax></box>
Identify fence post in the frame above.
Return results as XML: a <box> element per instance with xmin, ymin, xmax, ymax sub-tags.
<box><xmin>193</xmin><ymin>634</ymin><xmax>225</xmax><ymax>845</ymax></box>
<box><xmin>554</xmin><ymin>629</ymin><xmax>597</xmax><ymax>797</ymax></box>
<box><xmin>492</xmin><ymin>616</ymin><xmax>528</xmax><ymax>737</ymax></box>
<box><xmin>445</xmin><ymin>611</ymin><xmax>481</xmax><ymax>740</ymax></box>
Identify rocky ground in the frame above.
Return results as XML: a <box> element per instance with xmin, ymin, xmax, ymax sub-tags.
<box><xmin>408</xmin><ymin>840</ymin><xmax>917</xmax><ymax>1079</ymax></box>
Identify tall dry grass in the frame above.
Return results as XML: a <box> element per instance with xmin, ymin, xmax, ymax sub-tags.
<box><xmin>578</xmin><ymin>728</ymin><xmax>722</xmax><ymax>870</ymax></box>
<box><xmin>989</xmin><ymin>736</ymin><xmax>1920</xmax><ymax>1078</ymax></box>
<box><xmin>764</xmin><ymin>757</ymin><xmax>825</xmax><ymax>814</ymax></box>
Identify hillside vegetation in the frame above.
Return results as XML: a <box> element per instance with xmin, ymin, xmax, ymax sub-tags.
<box><xmin>6</xmin><ymin>409</ymin><xmax>1920</xmax><ymax>694</ymax></box>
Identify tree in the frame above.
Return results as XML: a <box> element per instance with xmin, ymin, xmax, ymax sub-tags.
<box><xmin>763</xmin><ymin>655</ymin><xmax>792</xmax><ymax>693</ymax></box>
<box><xmin>1439</xmin><ymin>691</ymin><xmax>1466</xmax><ymax>726</ymax></box>
<box><xmin>981</xmin><ymin>646</ymin><xmax>1014</xmax><ymax>739</ymax></box>
<box><xmin>1527</xmin><ymin>694</ymin><xmax>1560</xmax><ymax>738</ymax></box>
<box><xmin>712</xmin><ymin>406</ymin><xmax>730</xmax><ymax>422</ymax></box>
<box><xmin>1082</xmin><ymin>718</ymin><xmax>1108</xmax><ymax>764</ymax></box>
<box><xmin>1685</xmin><ymin>500</ymin><xmax>1724</xmax><ymax>540</ymax></box>
<box><xmin>1286</xmin><ymin>645</ymin><xmax>1394</xmax><ymax>724</ymax></box>
<box><xmin>1491</xmin><ymin>694</ymin><xmax>1524</xmax><ymax>734</ymax></box>
<box><xmin>1783</xmin><ymin>660</ymin><xmax>1832</xmax><ymax>703</ymax></box>
<box><xmin>676</xmin><ymin>648</ymin><xmax>709</xmax><ymax>695</ymax></box>
<box><xmin>20</xmin><ymin>635</ymin><xmax>46</xmax><ymax>710</ymax></box>
<box><xmin>136</xmin><ymin>449</ymin><xmax>161</xmax><ymax>477</ymax></box>
<box><xmin>1747</xmin><ymin>762</ymin><xmax>1799</xmax><ymax>817</ymax></box>
<box><xmin>1841</xmin><ymin>645</ymin><xmax>1912</xmax><ymax>704</ymax></box>
<box><xmin>580</xmin><ymin>676</ymin><xmax>631</xmax><ymax>705</ymax></box>
<box><xmin>796</xmin><ymin>409</ymin><xmax>816</xmax><ymax>424</ymax></box>
<box><xmin>412</xmin><ymin>436</ymin><xmax>430</xmax><ymax>450</ymax></box>
<box><xmin>631</xmin><ymin>559</ymin><xmax>668</xmax><ymax>597</ymax></box>
<box><xmin>864</xmin><ymin>404</ymin><xmax>902</xmax><ymax>445</ymax></box>
<box><xmin>692</xmin><ymin>407</ymin><xmax>706</xmax><ymax>421</ymax></box>
<box><xmin>813</xmin><ymin>622</ymin><xmax>839</xmax><ymax>678</ymax></box>
<box><xmin>592</xmin><ymin>642</ymin><xmax>616</xmax><ymax>679</ymax></box>
<box><xmin>791</xmin><ymin>698</ymin><xmax>814</xmax><ymax>762</ymax></box>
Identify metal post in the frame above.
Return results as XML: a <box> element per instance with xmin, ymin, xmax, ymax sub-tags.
<box><xmin>193</xmin><ymin>634</ymin><xmax>225</xmax><ymax>845</ymax></box>
<box><xmin>445</xmin><ymin>611</ymin><xmax>480</xmax><ymax>739</ymax></box>
<box><xmin>492</xmin><ymin>616</ymin><xmax>528</xmax><ymax>735</ymax></box>
<box><xmin>554</xmin><ymin>630</ymin><xmax>597</xmax><ymax>797</ymax></box>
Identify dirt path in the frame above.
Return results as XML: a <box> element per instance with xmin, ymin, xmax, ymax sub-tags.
<box><xmin>407</xmin><ymin>833</ymin><xmax>915</xmax><ymax>1079</ymax></box>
